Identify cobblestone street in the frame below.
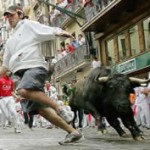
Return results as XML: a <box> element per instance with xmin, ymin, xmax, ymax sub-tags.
<box><xmin>0</xmin><ymin>126</ymin><xmax>150</xmax><ymax>150</ymax></box>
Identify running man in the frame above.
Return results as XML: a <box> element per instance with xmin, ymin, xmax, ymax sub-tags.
<box><xmin>0</xmin><ymin>5</ymin><xmax>83</xmax><ymax>145</ymax></box>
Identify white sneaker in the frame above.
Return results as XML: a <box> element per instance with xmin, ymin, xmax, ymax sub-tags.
<box><xmin>58</xmin><ymin>106</ymin><xmax>74</xmax><ymax>123</ymax></box>
<box><xmin>59</xmin><ymin>130</ymin><xmax>84</xmax><ymax>145</ymax></box>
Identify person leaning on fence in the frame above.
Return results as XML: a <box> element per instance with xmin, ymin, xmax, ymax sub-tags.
<box><xmin>91</xmin><ymin>56</ymin><xmax>101</xmax><ymax>69</ymax></box>
<box><xmin>78</xmin><ymin>34</ymin><xmax>86</xmax><ymax>46</ymax></box>
<box><xmin>0</xmin><ymin>5</ymin><xmax>83</xmax><ymax>145</ymax></box>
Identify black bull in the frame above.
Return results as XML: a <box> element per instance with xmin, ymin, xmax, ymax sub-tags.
<box><xmin>69</xmin><ymin>66</ymin><xmax>150</xmax><ymax>140</ymax></box>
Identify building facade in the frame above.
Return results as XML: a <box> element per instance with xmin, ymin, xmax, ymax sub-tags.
<box><xmin>81</xmin><ymin>0</ymin><xmax>150</xmax><ymax>78</ymax></box>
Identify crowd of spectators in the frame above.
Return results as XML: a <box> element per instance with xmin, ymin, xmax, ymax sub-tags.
<box><xmin>55</xmin><ymin>34</ymin><xmax>86</xmax><ymax>61</ymax></box>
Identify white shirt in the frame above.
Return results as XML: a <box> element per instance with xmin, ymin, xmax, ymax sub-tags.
<box><xmin>134</xmin><ymin>87</ymin><xmax>148</xmax><ymax>105</ymax></box>
<box><xmin>92</xmin><ymin>60</ymin><xmax>101</xmax><ymax>69</ymax></box>
<box><xmin>145</xmin><ymin>84</ymin><xmax>150</xmax><ymax>104</ymax></box>
<box><xmin>51</xmin><ymin>58</ymin><xmax>57</xmax><ymax>64</ymax></box>
<box><xmin>61</xmin><ymin>50</ymin><xmax>68</xmax><ymax>57</ymax></box>
<box><xmin>50</xmin><ymin>86</ymin><xmax>58</xmax><ymax>101</ymax></box>
<box><xmin>78</xmin><ymin>37</ymin><xmax>85</xmax><ymax>45</ymax></box>
<box><xmin>3</xmin><ymin>19</ymin><xmax>64</xmax><ymax>73</ymax></box>
<box><xmin>57</xmin><ymin>53</ymin><xmax>63</xmax><ymax>60</ymax></box>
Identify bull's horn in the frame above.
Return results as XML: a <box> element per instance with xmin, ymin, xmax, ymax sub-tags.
<box><xmin>98</xmin><ymin>77</ymin><xmax>109</xmax><ymax>82</ymax></box>
<box><xmin>129</xmin><ymin>77</ymin><xmax>150</xmax><ymax>83</ymax></box>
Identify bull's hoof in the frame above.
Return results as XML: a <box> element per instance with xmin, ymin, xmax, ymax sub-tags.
<box><xmin>134</xmin><ymin>135</ymin><xmax>146</xmax><ymax>141</ymax></box>
<box><xmin>139</xmin><ymin>131</ymin><xmax>145</xmax><ymax>136</ymax></box>
<box><xmin>98</xmin><ymin>129</ymin><xmax>108</xmax><ymax>135</ymax></box>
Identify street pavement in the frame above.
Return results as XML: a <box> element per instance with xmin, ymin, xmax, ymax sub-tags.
<box><xmin>0</xmin><ymin>126</ymin><xmax>150</xmax><ymax>150</ymax></box>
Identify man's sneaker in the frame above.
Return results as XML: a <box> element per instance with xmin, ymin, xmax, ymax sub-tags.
<box><xmin>58</xmin><ymin>106</ymin><xmax>74</xmax><ymax>123</ymax></box>
<box><xmin>59</xmin><ymin>130</ymin><xmax>83</xmax><ymax>145</ymax></box>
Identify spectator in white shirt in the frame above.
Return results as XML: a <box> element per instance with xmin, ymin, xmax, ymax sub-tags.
<box><xmin>51</xmin><ymin>56</ymin><xmax>57</xmax><ymax>64</ymax></box>
<box><xmin>78</xmin><ymin>34</ymin><xmax>86</xmax><ymax>46</ymax></box>
<box><xmin>50</xmin><ymin>85</ymin><xmax>58</xmax><ymax>102</ymax></box>
<box><xmin>91</xmin><ymin>56</ymin><xmax>101</xmax><ymax>69</ymax></box>
<box><xmin>61</xmin><ymin>47</ymin><xmax>68</xmax><ymax>57</ymax></box>
<box><xmin>57</xmin><ymin>50</ymin><xmax>63</xmax><ymax>60</ymax></box>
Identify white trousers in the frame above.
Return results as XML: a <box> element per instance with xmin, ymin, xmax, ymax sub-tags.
<box><xmin>0</xmin><ymin>96</ymin><xmax>20</xmax><ymax>128</ymax></box>
<box><xmin>134</xmin><ymin>100</ymin><xmax>150</xmax><ymax>127</ymax></box>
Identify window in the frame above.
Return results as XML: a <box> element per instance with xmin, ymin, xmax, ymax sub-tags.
<box><xmin>129</xmin><ymin>25</ymin><xmax>140</xmax><ymax>55</ymax></box>
<box><xmin>118</xmin><ymin>31</ymin><xmax>126</xmax><ymax>61</ymax></box>
<box><xmin>107</xmin><ymin>39</ymin><xmax>115</xmax><ymax>65</ymax></box>
<box><xmin>143</xmin><ymin>17</ymin><xmax>150</xmax><ymax>50</ymax></box>
<box><xmin>104</xmin><ymin>21</ymin><xmax>147</xmax><ymax>66</ymax></box>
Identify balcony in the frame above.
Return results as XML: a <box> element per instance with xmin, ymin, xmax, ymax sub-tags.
<box><xmin>81</xmin><ymin>0</ymin><xmax>150</xmax><ymax>33</ymax></box>
<box><xmin>54</xmin><ymin>44</ymin><xmax>91</xmax><ymax>79</ymax></box>
<box><xmin>84</xmin><ymin>0</ymin><xmax>114</xmax><ymax>23</ymax></box>
<box><xmin>82</xmin><ymin>0</ymin><xmax>120</xmax><ymax>32</ymax></box>
<box><xmin>50</xmin><ymin>0</ymin><xmax>83</xmax><ymax>28</ymax></box>
<box><xmin>51</xmin><ymin>0</ymin><xmax>122</xmax><ymax>30</ymax></box>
